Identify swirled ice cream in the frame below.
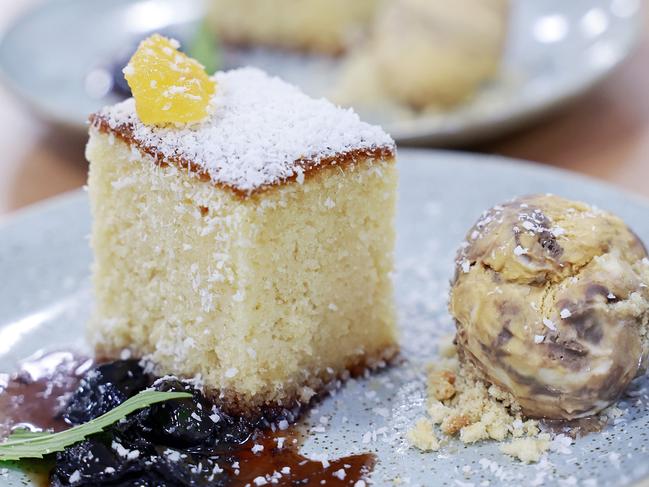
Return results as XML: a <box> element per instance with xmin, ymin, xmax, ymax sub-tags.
<box><xmin>450</xmin><ymin>194</ymin><xmax>649</xmax><ymax>419</ymax></box>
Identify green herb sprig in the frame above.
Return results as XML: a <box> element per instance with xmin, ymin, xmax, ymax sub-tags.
<box><xmin>0</xmin><ymin>390</ymin><xmax>190</xmax><ymax>461</ymax></box>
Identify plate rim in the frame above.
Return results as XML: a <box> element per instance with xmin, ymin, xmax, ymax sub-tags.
<box><xmin>2</xmin><ymin>148</ymin><xmax>649</xmax><ymax>229</ymax></box>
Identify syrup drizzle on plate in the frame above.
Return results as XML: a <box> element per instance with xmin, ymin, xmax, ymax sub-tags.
<box><xmin>0</xmin><ymin>351</ymin><xmax>375</xmax><ymax>486</ymax></box>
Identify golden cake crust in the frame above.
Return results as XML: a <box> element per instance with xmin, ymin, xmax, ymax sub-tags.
<box><xmin>90</xmin><ymin>114</ymin><xmax>395</xmax><ymax>199</ymax></box>
<box><xmin>92</xmin><ymin>68</ymin><xmax>395</xmax><ymax>196</ymax></box>
<box><xmin>210</xmin><ymin>345</ymin><xmax>400</xmax><ymax>417</ymax></box>
<box><xmin>97</xmin><ymin>341</ymin><xmax>399</xmax><ymax>419</ymax></box>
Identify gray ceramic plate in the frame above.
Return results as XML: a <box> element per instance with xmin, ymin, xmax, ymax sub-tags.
<box><xmin>1</xmin><ymin>150</ymin><xmax>649</xmax><ymax>486</ymax></box>
<box><xmin>0</xmin><ymin>0</ymin><xmax>643</xmax><ymax>145</ymax></box>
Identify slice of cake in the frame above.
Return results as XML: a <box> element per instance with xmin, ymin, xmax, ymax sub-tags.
<box><xmin>86</xmin><ymin>50</ymin><xmax>398</xmax><ymax>413</ymax></box>
<box><xmin>206</xmin><ymin>0</ymin><xmax>378</xmax><ymax>54</ymax></box>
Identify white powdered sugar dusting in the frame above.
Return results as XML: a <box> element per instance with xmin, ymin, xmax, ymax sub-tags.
<box><xmin>97</xmin><ymin>67</ymin><xmax>394</xmax><ymax>193</ymax></box>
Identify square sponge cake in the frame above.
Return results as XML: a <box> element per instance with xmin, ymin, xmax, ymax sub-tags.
<box><xmin>86</xmin><ymin>67</ymin><xmax>397</xmax><ymax>414</ymax></box>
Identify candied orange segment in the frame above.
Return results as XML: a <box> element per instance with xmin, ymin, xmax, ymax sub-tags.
<box><xmin>123</xmin><ymin>34</ymin><xmax>216</xmax><ymax>125</ymax></box>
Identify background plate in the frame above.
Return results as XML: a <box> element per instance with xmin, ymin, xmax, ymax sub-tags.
<box><xmin>0</xmin><ymin>0</ymin><xmax>643</xmax><ymax>145</ymax></box>
<box><xmin>1</xmin><ymin>150</ymin><xmax>649</xmax><ymax>486</ymax></box>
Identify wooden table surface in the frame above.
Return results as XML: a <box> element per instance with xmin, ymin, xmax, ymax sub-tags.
<box><xmin>1</xmin><ymin>2</ymin><xmax>648</xmax><ymax>217</ymax></box>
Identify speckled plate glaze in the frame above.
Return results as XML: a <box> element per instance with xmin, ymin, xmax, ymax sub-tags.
<box><xmin>1</xmin><ymin>150</ymin><xmax>649</xmax><ymax>486</ymax></box>
<box><xmin>0</xmin><ymin>0</ymin><xmax>643</xmax><ymax>145</ymax></box>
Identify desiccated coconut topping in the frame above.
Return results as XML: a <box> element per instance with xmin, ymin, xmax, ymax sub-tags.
<box><xmin>94</xmin><ymin>67</ymin><xmax>394</xmax><ymax>193</ymax></box>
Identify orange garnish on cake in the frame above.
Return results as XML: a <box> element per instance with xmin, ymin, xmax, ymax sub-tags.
<box><xmin>123</xmin><ymin>34</ymin><xmax>216</xmax><ymax>125</ymax></box>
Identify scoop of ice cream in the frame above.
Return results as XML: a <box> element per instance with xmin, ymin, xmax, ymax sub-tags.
<box><xmin>450</xmin><ymin>194</ymin><xmax>649</xmax><ymax>419</ymax></box>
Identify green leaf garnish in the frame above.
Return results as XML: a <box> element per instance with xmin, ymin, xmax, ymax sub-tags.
<box><xmin>3</xmin><ymin>430</ymin><xmax>45</xmax><ymax>440</ymax></box>
<box><xmin>187</xmin><ymin>21</ymin><xmax>220</xmax><ymax>75</ymax></box>
<box><xmin>0</xmin><ymin>390</ymin><xmax>191</xmax><ymax>461</ymax></box>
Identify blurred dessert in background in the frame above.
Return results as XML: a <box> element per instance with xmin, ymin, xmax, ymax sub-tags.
<box><xmin>206</xmin><ymin>0</ymin><xmax>509</xmax><ymax>111</ymax></box>
<box><xmin>206</xmin><ymin>0</ymin><xmax>379</xmax><ymax>54</ymax></box>
<box><xmin>335</xmin><ymin>0</ymin><xmax>510</xmax><ymax>110</ymax></box>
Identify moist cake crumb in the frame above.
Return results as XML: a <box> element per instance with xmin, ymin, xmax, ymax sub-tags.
<box><xmin>87</xmin><ymin>66</ymin><xmax>398</xmax><ymax>414</ymax></box>
<box><xmin>500</xmin><ymin>436</ymin><xmax>551</xmax><ymax>463</ymax></box>
<box><xmin>406</xmin><ymin>338</ymin><xmax>547</xmax><ymax>460</ymax></box>
<box><xmin>406</xmin><ymin>418</ymin><xmax>440</xmax><ymax>451</ymax></box>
